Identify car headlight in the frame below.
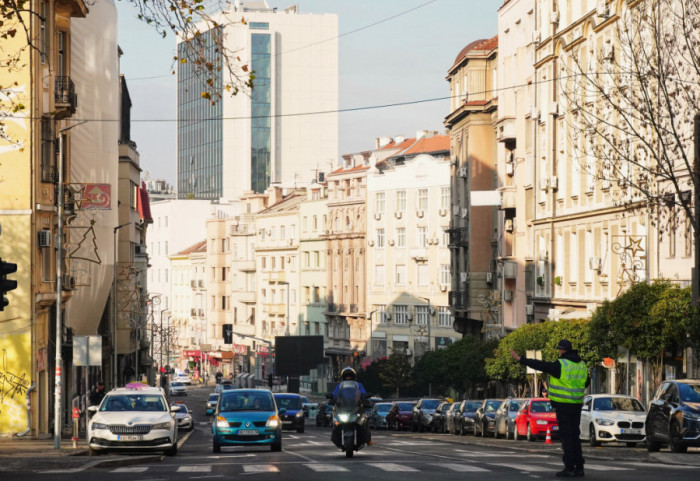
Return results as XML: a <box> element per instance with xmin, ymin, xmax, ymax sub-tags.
<box><xmin>216</xmin><ymin>416</ymin><xmax>230</xmax><ymax>428</ymax></box>
<box><xmin>536</xmin><ymin>420</ymin><xmax>548</xmax><ymax>425</ymax></box>
<box><xmin>92</xmin><ymin>422</ymin><xmax>108</xmax><ymax>430</ymax></box>
<box><xmin>595</xmin><ymin>418</ymin><xmax>615</xmax><ymax>426</ymax></box>
<box><xmin>267</xmin><ymin>415</ymin><xmax>280</xmax><ymax>427</ymax></box>
<box><xmin>152</xmin><ymin>421</ymin><xmax>173</xmax><ymax>430</ymax></box>
<box><xmin>683</xmin><ymin>412</ymin><xmax>700</xmax><ymax>421</ymax></box>
<box><xmin>296</xmin><ymin>411</ymin><xmax>304</xmax><ymax>417</ymax></box>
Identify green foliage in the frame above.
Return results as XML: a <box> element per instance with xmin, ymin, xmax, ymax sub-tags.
<box><xmin>357</xmin><ymin>358</ymin><xmax>387</xmax><ymax>397</ymax></box>
<box><xmin>379</xmin><ymin>353</ymin><xmax>413</xmax><ymax>397</ymax></box>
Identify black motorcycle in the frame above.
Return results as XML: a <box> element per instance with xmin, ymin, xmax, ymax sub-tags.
<box><xmin>327</xmin><ymin>381</ymin><xmax>371</xmax><ymax>457</ymax></box>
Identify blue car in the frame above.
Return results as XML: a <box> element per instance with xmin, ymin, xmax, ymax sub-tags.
<box><xmin>209</xmin><ymin>389</ymin><xmax>283</xmax><ymax>452</ymax></box>
<box><xmin>273</xmin><ymin>393</ymin><xmax>305</xmax><ymax>433</ymax></box>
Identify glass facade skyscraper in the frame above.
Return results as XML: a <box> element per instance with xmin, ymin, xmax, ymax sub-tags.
<box><xmin>177</xmin><ymin>29</ymin><xmax>223</xmax><ymax>199</ymax></box>
<box><xmin>250</xmin><ymin>31</ymin><xmax>271</xmax><ymax>194</ymax></box>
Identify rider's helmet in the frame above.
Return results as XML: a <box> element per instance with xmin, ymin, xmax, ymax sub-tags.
<box><xmin>340</xmin><ymin>366</ymin><xmax>357</xmax><ymax>381</ymax></box>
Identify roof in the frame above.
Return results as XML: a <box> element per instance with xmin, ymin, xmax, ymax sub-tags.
<box><xmin>258</xmin><ymin>191</ymin><xmax>304</xmax><ymax>214</ymax></box>
<box><xmin>450</xmin><ymin>35</ymin><xmax>498</xmax><ymax>70</ymax></box>
<box><xmin>175</xmin><ymin>240</ymin><xmax>207</xmax><ymax>256</ymax></box>
<box><xmin>400</xmin><ymin>134</ymin><xmax>450</xmax><ymax>156</ymax></box>
<box><xmin>380</xmin><ymin>137</ymin><xmax>416</xmax><ymax>151</ymax></box>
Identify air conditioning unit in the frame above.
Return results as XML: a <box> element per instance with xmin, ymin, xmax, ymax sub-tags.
<box><xmin>38</xmin><ymin>230</ymin><xmax>52</xmax><ymax>248</ymax></box>
<box><xmin>525</xmin><ymin>304</ymin><xmax>534</xmax><ymax>316</ymax></box>
<box><xmin>504</xmin><ymin>219</ymin><xmax>514</xmax><ymax>233</ymax></box>
<box><xmin>368</xmin><ymin>240</ymin><xmax>374</xmax><ymax>246</ymax></box>
<box><xmin>416</xmin><ymin>210</ymin><xmax>424</xmax><ymax>218</ymax></box>
<box><xmin>530</xmin><ymin>107</ymin><xmax>540</xmax><ymax>121</ymax></box>
<box><xmin>383</xmin><ymin>312</ymin><xmax>392</xmax><ymax>322</ymax></box>
<box><xmin>596</xmin><ymin>1</ymin><xmax>610</xmax><ymax>18</ymax></box>
<box><xmin>589</xmin><ymin>256</ymin><xmax>602</xmax><ymax>271</ymax></box>
<box><xmin>532</xmin><ymin>30</ymin><xmax>541</xmax><ymax>44</ymax></box>
<box><xmin>405</xmin><ymin>349</ymin><xmax>412</xmax><ymax>356</ymax></box>
<box><xmin>503</xmin><ymin>290</ymin><xmax>514</xmax><ymax>302</ymax></box>
<box><xmin>460</xmin><ymin>272</ymin><xmax>469</xmax><ymax>283</ymax></box>
<box><xmin>550</xmin><ymin>10</ymin><xmax>560</xmax><ymax>24</ymax></box>
<box><xmin>459</xmin><ymin>167</ymin><xmax>468</xmax><ymax>178</ymax></box>
<box><xmin>440</xmin><ymin>285</ymin><xmax>447</xmax><ymax>292</ymax></box>
<box><xmin>550</xmin><ymin>176</ymin><xmax>559</xmax><ymax>190</ymax></box>
<box><xmin>407</xmin><ymin>313</ymin><xmax>413</xmax><ymax>322</ymax></box>
<box><xmin>450</xmin><ymin>155</ymin><xmax>457</xmax><ymax>165</ymax></box>
<box><xmin>539</xmin><ymin>176</ymin><xmax>550</xmax><ymax>191</ymax></box>
<box><xmin>602</xmin><ymin>43</ymin><xmax>614</xmax><ymax>60</ymax></box>
<box><xmin>550</xmin><ymin>102</ymin><xmax>560</xmax><ymax>116</ymax></box>
<box><xmin>505</xmin><ymin>163</ymin><xmax>514</xmax><ymax>176</ymax></box>
<box><xmin>486</xmin><ymin>272</ymin><xmax>493</xmax><ymax>284</ymax></box>
<box><xmin>62</xmin><ymin>274</ymin><xmax>75</xmax><ymax>291</ymax></box>
<box><xmin>461</xmin><ymin>208</ymin><xmax>468</xmax><ymax>219</ymax></box>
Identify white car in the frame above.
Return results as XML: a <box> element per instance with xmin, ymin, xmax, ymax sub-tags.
<box><xmin>580</xmin><ymin>394</ymin><xmax>647</xmax><ymax>447</ymax></box>
<box><xmin>174</xmin><ymin>373</ymin><xmax>192</xmax><ymax>385</ymax></box>
<box><xmin>172</xmin><ymin>402</ymin><xmax>194</xmax><ymax>431</ymax></box>
<box><xmin>169</xmin><ymin>381</ymin><xmax>187</xmax><ymax>396</ymax></box>
<box><xmin>87</xmin><ymin>384</ymin><xmax>180</xmax><ymax>456</ymax></box>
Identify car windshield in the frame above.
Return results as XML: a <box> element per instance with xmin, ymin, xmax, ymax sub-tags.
<box><xmin>530</xmin><ymin>401</ymin><xmax>554</xmax><ymax>413</ymax></box>
<box><xmin>208</xmin><ymin>394</ymin><xmax>219</xmax><ymax>401</ymax></box>
<box><xmin>485</xmin><ymin>400</ymin><xmax>501</xmax><ymax>411</ymax></box>
<box><xmin>101</xmin><ymin>394</ymin><xmax>166</xmax><ymax>412</ymax></box>
<box><xmin>463</xmin><ymin>401</ymin><xmax>481</xmax><ymax>412</ymax></box>
<box><xmin>593</xmin><ymin>396</ymin><xmax>645</xmax><ymax>412</ymax></box>
<box><xmin>173</xmin><ymin>403</ymin><xmax>189</xmax><ymax>413</ymax></box>
<box><xmin>510</xmin><ymin>400</ymin><xmax>524</xmax><ymax>411</ymax></box>
<box><xmin>301</xmin><ymin>397</ymin><xmax>309</xmax><ymax>403</ymax></box>
<box><xmin>275</xmin><ymin>396</ymin><xmax>301</xmax><ymax>410</ymax></box>
<box><xmin>398</xmin><ymin>403</ymin><xmax>414</xmax><ymax>411</ymax></box>
<box><xmin>679</xmin><ymin>383</ymin><xmax>700</xmax><ymax>403</ymax></box>
<box><xmin>220</xmin><ymin>392</ymin><xmax>273</xmax><ymax>412</ymax></box>
<box><xmin>422</xmin><ymin>400</ymin><xmax>440</xmax><ymax>410</ymax></box>
<box><xmin>376</xmin><ymin>403</ymin><xmax>392</xmax><ymax>413</ymax></box>
<box><xmin>171</xmin><ymin>382</ymin><xmax>183</xmax><ymax>387</ymax></box>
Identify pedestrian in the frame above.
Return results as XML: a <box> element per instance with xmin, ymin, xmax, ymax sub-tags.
<box><xmin>89</xmin><ymin>380</ymin><xmax>106</xmax><ymax>407</ymax></box>
<box><xmin>510</xmin><ymin>339</ymin><xmax>588</xmax><ymax>478</ymax></box>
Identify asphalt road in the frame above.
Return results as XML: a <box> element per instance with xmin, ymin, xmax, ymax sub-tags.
<box><xmin>8</xmin><ymin>385</ymin><xmax>700</xmax><ymax>481</ymax></box>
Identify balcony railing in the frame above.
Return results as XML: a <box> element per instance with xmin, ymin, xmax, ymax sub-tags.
<box><xmin>449</xmin><ymin>290</ymin><xmax>469</xmax><ymax>310</ymax></box>
<box><xmin>198</xmin><ymin>280</ymin><xmax>204</xmax><ymax>288</ymax></box>
<box><xmin>190</xmin><ymin>308</ymin><xmax>197</xmax><ymax>317</ymax></box>
<box><xmin>326</xmin><ymin>303</ymin><xmax>338</xmax><ymax>313</ymax></box>
<box><xmin>448</xmin><ymin>227</ymin><xmax>469</xmax><ymax>248</ymax></box>
<box><xmin>191</xmin><ymin>280</ymin><xmax>197</xmax><ymax>288</ymax></box>
<box><xmin>54</xmin><ymin>76</ymin><xmax>77</xmax><ymax>118</ymax></box>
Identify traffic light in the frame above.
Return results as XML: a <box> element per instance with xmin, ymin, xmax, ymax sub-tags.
<box><xmin>0</xmin><ymin>258</ymin><xmax>18</xmax><ymax>311</ymax></box>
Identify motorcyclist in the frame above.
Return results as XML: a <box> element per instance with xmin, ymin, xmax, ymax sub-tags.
<box><xmin>331</xmin><ymin>367</ymin><xmax>371</xmax><ymax>447</ymax></box>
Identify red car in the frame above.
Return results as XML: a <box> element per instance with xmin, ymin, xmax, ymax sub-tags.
<box><xmin>386</xmin><ymin>401</ymin><xmax>416</xmax><ymax>431</ymax></box>
<box><xmin>514</xmin><ymin>398</ymin><xmax>559</xmax><ymax>442</ymax></box>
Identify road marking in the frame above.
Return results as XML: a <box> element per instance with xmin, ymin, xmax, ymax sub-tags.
<box><xmin>177</xmin><ymin>465</ymin><xmax>213</xmax><ymax>472</ymax></box>
<box><xmin>488</xmin><ymin>463</ymin><xmax>550</xmax><ymax>472</ymax></box>
<box><xmin>437</xmin><ymin>463</ymin><xmax>490</xmax><ymax>472</ymax></box>
<box><xmin>304</xmin><ymin>464</ymin><xmax>350</xmax><ymax>472</ymax></box>
<box><xmin>111</xmin><ymin>467</ymin><xmax>149</xmax><ymax>473</ymax></box>
<box><xmin>243</xmin><ymin>464</ymin><xmax>280</xmax><ymax>473</ymax></box>
<box><xmin>366</xmin><ymin>462</ymin><xmax>419</xmax><ymax>472</ymax></box>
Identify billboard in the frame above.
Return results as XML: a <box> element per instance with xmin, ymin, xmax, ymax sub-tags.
<box><xmin>274</xmin><ymin>336</ymin><xmax>324</xmax><ymax>377</ymax></box>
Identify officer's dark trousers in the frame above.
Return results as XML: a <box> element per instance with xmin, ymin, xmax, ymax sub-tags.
<box><xmin>553</xmin><ymin>402</ymin><xmax>584</xmax><ymax>470</ymax></box>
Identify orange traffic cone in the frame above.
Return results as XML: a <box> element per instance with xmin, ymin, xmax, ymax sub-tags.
<box><xmin>544</xmin><ymin>427</ymin><xmax>553</xmax><ymax>445</ymax></box>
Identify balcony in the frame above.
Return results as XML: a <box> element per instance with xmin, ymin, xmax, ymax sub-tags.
<box><xmin>239</xmin><ymin>291</ymin><xmax>256</xmax><ymax>303</ymax></box>
<box><xmin>325</xmin><ymin>303</ymin><xmax>338</xmax><ymax>314</ymax></box>
<box><xmin>268</xmin><ymin>271</ymin><xmax>286</xmax><ymax>283</ymax></box>
<box><xmin>54</xmin><ymin>76</ymin><xmax>77</xmax><ymax>119</ymax></box>
<box><xmin>448</xmin><ymin>227</ymin><xmax>469</xmax><ymax>248</ymax></box>
<box><xmin>237</xmin><ymin>260</ymin><xmax>256</xmax><ymax>272</ymax></box>
<box><xmin>449</xmin><ymin>290</ymin><xmax>469</xmax><ymax>310</ymax></box>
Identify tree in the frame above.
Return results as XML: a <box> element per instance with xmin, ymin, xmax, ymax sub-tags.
<box><xmin>561</xmin><ymin>0</ymin><xmax>700</xmax><ymax>237</ymax></box>
<box><xmin>379</xmin><ymin>353</ymin><xmax>413</xmax><ymax>397</ymax></box>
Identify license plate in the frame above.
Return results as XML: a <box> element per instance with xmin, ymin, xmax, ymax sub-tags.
<box><xmin>621</xmin><ymin>428</ymin><xmax>641</xmax><ymax>434</ymax></box>
<box><xmin>282</xmin><ymin>421</ymin><xmax>292</xmax><ymax>425</ymax></box>
<box><xmin>117</xmin><ymin>435</ymin><xmax>143</xmax><ymax>441</ymax></box>
<box><xmin>552</xmin><ymin>426</ymin><xmax>559</xmax><ymax>431</ymax></box>
<box><xmin>239</xmin><ymin>429</ymin><xmax>258</xmax><ymax>435</ymax></box>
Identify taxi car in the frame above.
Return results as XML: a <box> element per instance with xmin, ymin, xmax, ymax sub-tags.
<box><xmin>87</xmin><ymin>384</ymin><xmax>179</xmax><ymax>456</ymax></box>
<box><xmin>209</xmin><ymin>389</ymin><xmax>282</xmax><ymax>452</ymax></box>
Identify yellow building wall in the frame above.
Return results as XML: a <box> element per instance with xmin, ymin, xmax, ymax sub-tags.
<box><xmin>0</xmin><ymin>13</ymin><xmax>33</xmax><ymax>434</ymax></box>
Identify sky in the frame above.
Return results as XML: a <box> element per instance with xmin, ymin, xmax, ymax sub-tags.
<box><xmin>116</xmin><ymin>0</ymin><xmax>501</xmax><ymax>186</ymax></box>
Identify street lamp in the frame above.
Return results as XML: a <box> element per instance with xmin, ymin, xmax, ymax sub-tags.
<box><xmin>366</xmin><ymin>309</ymin><xmax>379</xmax><ymax>360</ymax></box>
<box><xmin>54</xmin><ymin>120</ymin><xmax>86</xmax><ymax>450</ymax></box>
<box><xmin>417</xmin><ymin>296</ymin><xmax>432</xmax><ymax>353</ymax></box>
<box><xmin>113</xmin><ymin>222</ymin><xmax>131</xmax><ymax>389</ymax></box>
<box><xmin>279</xmin><ymin>281</ymin><xmax>290</xmax><ymax>336</ymax></box>
<box><xmin>159</xmin><ymin>309</ymin><xmax>171</xmax><ymax>381</ymax></box>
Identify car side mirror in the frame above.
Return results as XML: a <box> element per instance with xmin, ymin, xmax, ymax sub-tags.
<box><xmin>170</xmin><ymin>405</ymin><xmax>181</xmax><ymax>413</ymax></box>
<box><xmin>278</xmin><ymin>408</ymin><xmax>287</xmax><ymax>415</ymax></box>
<box><xmin>87</xmin><ymin>406</ymin><xmax>98</xmax><ymax>413</ymax></box>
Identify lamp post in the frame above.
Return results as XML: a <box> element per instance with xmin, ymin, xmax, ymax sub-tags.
<box><xmin>112</xmin><ymin>222</ymin><xmax>131</xmax><ymax>389</ymax></box>
<box><xmin>417</xmin><ymin>296</ymin><xmax>432</xmax><ymax>353</ymax></box>
<box><xmin>159</xmin><ymin>310</ymin><xmax>171</xmax><ymax>382</ymax></box>
<box><xmin>366</xmin><ymin>309</ymin><xmax>378</xmax><ymax>360</ymax></box>
<box><xmin>54</xmin><ymin>120</ymin><xmax>86</xmax><ymax>449</ymax></box>
<box><xmin>280</xmin><ymin>281</ymin><xmax>290</xmax><ymax>336</ymax></box>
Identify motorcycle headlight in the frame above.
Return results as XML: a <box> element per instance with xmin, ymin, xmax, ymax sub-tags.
<box><xmin>595</xmin><ymin>418</ymin><xmax>615</xmax><ymax>426</ymax></box>
<box><xmin>92</xmin><ymin>422</ymin><xmax>108</xmax><ymax>431</ymax></box>
<box><xmin>216</xmin><ymin>416</ymin><xmax>230</xmax><ymax>428</ymax></box>
<box><xmin>267</xmin><ymin>415</ymin><xmax>280</xmax><ymax>427</ymax></box>
<box><xmin>338</xmin><ymin>413</ymin><xmax>356</xmax><ymax>423</ymax></box>
<box><xmin>152</xmin><ymin>421</ymin><xmax>173</xmax><ymax>430</ymax></box>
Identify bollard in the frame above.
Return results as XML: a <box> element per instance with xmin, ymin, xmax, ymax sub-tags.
<box><xmin>72</xmin><ymin>407</ymin><xmax>80</xmax><ymax>448</ymax></box>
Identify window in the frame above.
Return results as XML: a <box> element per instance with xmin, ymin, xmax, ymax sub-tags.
<box><xmin>417</xmin><ymin>189</ymin><xmax>428</xmax><ymax>210</ymax></box>
<box><xmin>271</xmin><ymin>256</ymin><xmax>276</xmax><ymax>270</ymax></box>
<box><xmin>280</xmin><ymin>225</ymin><xmax>286</xmax><ymax>240</ymax></box>
<box><xmin>397</xmin><ymin>227</ymin><xmax>406</xmax><ymax>247</ymax></box>
<box><xmin>313</xmin><ymin>251</ymin><xmax>320</xmax><ymax>267</ymax></box>
<box><xmin>442</xmin><ymin>227</ymin><xmax>449</xmax><ymax>247</ymax></box>
<box><xmin>416</xmin><ymin>305</ymin><xmax>429</xmax><ymax>325</ymax></box>
<box><xmin>222</xmin><ymin>296</ymin><xmax>227</xmax><ymax>310</ymax></box>
<box><xmin>395</xmin><ymin>264</ymin><xmax>406</xmax><ymax>286</ymax></box>
<box><xmin>395</xmin><ymin>305</ymin><xmax>409</xmax><ymax>324</ymax></box>
<box><xmin>40</xmin><ymin>1</ymin><xmax>47</xmax><ymax>63</ymax></box>
<box><xmin>375</xmin><ymin>265</ymin><xmax>385</xmax><ymax>285</ymax></box>
<box><xmin>261</xmin><ymin>257</ymin><xmax>266</xmax><ymax>270</ymax></box>
<box><xmin>376</xmin><ymin>229</ymin><xmax>385</xmax><ymax>248</ymax></box>
<box><xmin>396</xmin><ymin>190</ymin><xmax>406</xmax><ymax>212</ymax></box>
<box><xmin>440</xmin><ymin>187</ymin><xmax>450</xmax><ymax>210</ymax></box>
<box><xmin>221</xmin><ymin>267</ymin><xmax>226</xmax><ymax>281</ymax></box>
<box><xmin>313</xmin><ymin>287</ymin><xmax>319</xmax><ymax>303</ymax></box>
<box><xmin>303</xmin><ymin>251</ymin><xmax>310</xmax><ymax>268</ymax></box>
<box><xmin>417</xmin><ymin>264</ymin><xmax>429</xmax><ymax>286</ymax></box>
<box><xmin>440</xmin><ymin>264</ymin><xmax>450</xmax><ymax>286</ymax></box>
<box><xmin>303</xmin><ymin>216</ymin><xmax>308</xmax><ymax>232</ymax></box>
<box><xmin>375</xmin><ymin>192</ymin><xmax>385</xmax><ymax>213</ymax></box>
<box><xmin>438</xmin><ymin>307</ymin><xmax>453</xmax><ymax>327</ymax></box>
<box><xmin>304</xmin><ymin>287</ymin><xmax>310</xmax><ymax>304</ymax></box>
<box><xmin>418</xmin><ymin>227</ymin><xmax>428</xmax><ymax>247</ymax></box>
<box><xmin>313</xmin><ymin>216</ymin><xmax>318</xmax><ymax>231</ymax></box>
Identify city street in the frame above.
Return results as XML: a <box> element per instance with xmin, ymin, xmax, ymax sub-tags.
<box><xmin>3</xmin><ymin>386</ymin><xmax>699</xmax><ymax>481</ymax></box>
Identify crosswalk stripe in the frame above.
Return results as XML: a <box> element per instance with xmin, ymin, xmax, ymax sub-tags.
<box><xmin>243</xmin><ymin>464</ymin><xmax>280</xmax><ymax>473</ymax></box>
<box><xmin>437</xmin><ymin>463</ymin><xmax>490</xmax><ymax>472</ymax></box>
<box><xmin>111</xmin><ymin>467</ymin><xmax>148</xmax><ymax>473</ymax></box>
<box><xmin>304</xmin><ymin>464</ymin><xmax>350</xmax><ymax>472</ymax></box>
<box><xmin>176</xmin><ymin>465</ymin><xmax>212</xmax><ymax>472</ymax></box>
<box><xmin>490</xmin><ymin>463</ymin><xmax>550</xmax><ymax>472</ymax></box>
<box><xmin>366</xmin><ymin>463</ymin><xmax>419</xmax><ymax>472</ymax></box>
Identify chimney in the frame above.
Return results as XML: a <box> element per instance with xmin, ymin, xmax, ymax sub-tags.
<box><xmin>394</xmin><ymin>135</ymin><xmax>405</xmax><ymax>145</ymax></box>
<box><xmin>375</xmin><ymin>137</ymin><xmax>392</xmax><ymax>149</ymax></box>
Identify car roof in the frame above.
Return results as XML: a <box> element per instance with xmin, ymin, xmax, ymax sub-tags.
<box><xmin>108</xmin><ymin>385</ymin><xmax>164</xmax><ymax>396</ymax></box>
<box><xmin>587</xmin><ymin>394</ymin><xmax>638</xmax><ymax>398</ymax></box>
<box><xmin>274</xmin><ymin>393</ymin><xmax>301</xmax><ymax>398</ymax></box>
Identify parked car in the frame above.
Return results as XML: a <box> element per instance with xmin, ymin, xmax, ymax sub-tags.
<box><xmin>172</xmin><ymin>401</ymin><xmax>194</xmax><ymax>431</ymax></box>
<box><xmin>454</xmin><ymin>400</ymin><xmax>482</xmax><ymax>435</ymax></box>
<box><xmin>412</xmin><ymin>398</ymin><xmax>443</xmax><ymax>432</ymax></box>
<box><xmin>174</xmin><ymin>373</ymin><xmax>192</xmax><ymax>385</ymax></box>
<box><xmin>316</xmin><ymin>402</ymin><xmax>333</xmax><ymax>427</ymax></box>
<box><xmin>430</xmin><ymin>401</ymin><xmax>451</xmax><ymax>433</ymax></box>
<box><xmin>474</xmin><ymin>398</ymin><xmax>504</xmax><ymax>437</ymax></box>
<box><xmin>168</xmin><ymin>381</ymin><xmax>187</xmax><ymax>397</ymax></box>
<box><xmin>206</xmin><ymin>393</ymin><xmax>220</xmax><ymax>414</ymax></box>
<box><xmin>514</xmin><ymin>397</ymin><xmax>558</xmax><ymax>442</ymax></box>
<box><xmin>646</xmin><ymin>379</ymin><xmax>700</xmax><ymax>453</ymax></box>
<box><xmin>87</xmin><ymin>384</ymin><xmax>179</xmax><ymax>456</ymax></box>
<box><xmin>494</xmin><ymin>397</ymin><xmax>526</xmax><ymax>439</ymax></box>
<box><xmin>386</xmin><ymin>401</ymin><xmax>416</xmax><ymax>431</ymax></box>
<box><xmin>273</xmin><ymin>393</ymin><xmax>305</xmax><ymax>433</ymax></box>
<box><xmin>369</xmin><ymin>402</ymin><xmax>393</xmax><ymax>430</ymax></box>
<box><xmin>209</xmin><ymin>388</ymin><xmax>282</xmax><ymax>452</ymax></box>
<box><xmin>580</xmin><ymin>394</ymin><xmax>646</xmax><ymax>447</ymax></box>
<box><xmin>443</xmin><ymin>402</ymin><xmax>461</xmax><ymax>434</ymax></box>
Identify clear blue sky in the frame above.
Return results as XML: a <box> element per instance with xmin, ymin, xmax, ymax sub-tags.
<box><xmin>117</xmin><ymin>0</ymin><xmax>500</xmax><ymax>185</ymax></box>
